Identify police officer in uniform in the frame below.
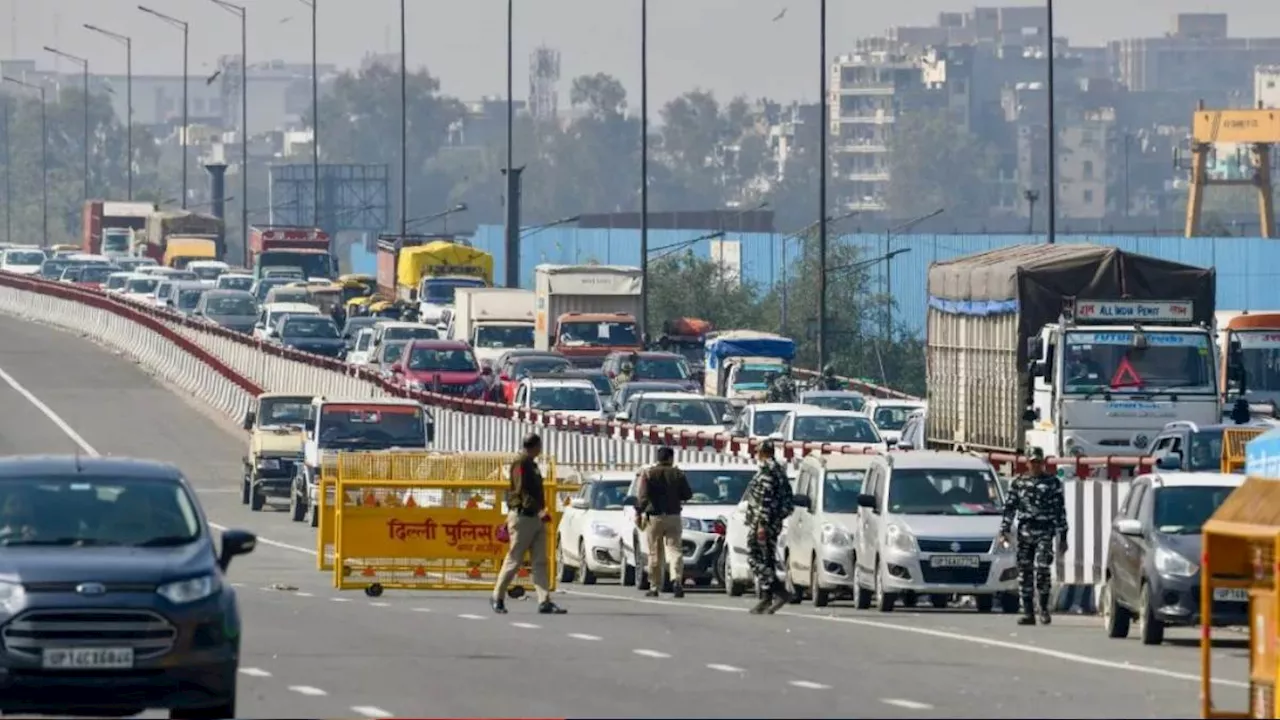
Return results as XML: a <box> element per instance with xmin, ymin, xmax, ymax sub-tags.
<box><xmin>744</xmin><ymin>441</ymin><xmax>795</xmax><ymax>614</ymax></box>
<box><xmin>999</xmin><ymin>447</ymin><xmax>1068</xmax><ymax>625</ymax></box>
<box><xmin>491</xmin><ymin>433</ymin><xmax>567</xmax><ymax>615</ymax></box>
<box><xmin>635</xmin><ymin>446</ymin><xmax>693</xmax><ymax>598</ymax></box>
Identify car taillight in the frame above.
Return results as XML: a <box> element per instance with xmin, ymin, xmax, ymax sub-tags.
<box><xmin>712</xmin><ymin>519</ymin><xmax>726</xmax><ymax>535</ymax></box>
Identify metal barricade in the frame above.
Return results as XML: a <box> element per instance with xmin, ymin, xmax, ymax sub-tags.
<box><xmin>1222</xmin><ymin>427</ymin><xmax>1265</xmax><ymax>474</ymax></box>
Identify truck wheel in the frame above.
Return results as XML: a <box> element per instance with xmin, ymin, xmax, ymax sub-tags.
<box><xmin>290</xmin><ymin>489</ymin><xmax>306</xmax><ymax>523</ymax></box>
<box><xmin>249</xmin><ymin>484</ymin><xmax>265</xmax><ymax>512</ymax></box>
<box><xmin>240</xmin><ymin>471</ymin><xmax>251</xmax><ymax>505</ymax></box>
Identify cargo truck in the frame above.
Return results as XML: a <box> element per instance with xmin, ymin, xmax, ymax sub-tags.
<box><xmin>248</xmin><ymin>226</ymin><xmax>337</xmax><ymax>280</ymax></box>
<box><xmin>1216</xmin><ymin>311</ymin><xmax>1280</xmax><ymax>418</ymax></box>
<box><xmin>534</xmin><ymin>264</ymin><xmax>643</xmax><ymax>368</ymax></box>
<box><xmin>449</xmin><ymin>287</ymin><xmax>536</xmax><ymax>364</ymax></box>
<box><xmin>924</xmin><ymin>244</ymin><xmax>1220</xmax><ymax>459</ymax></box>
<box><xmin>81</xmin><ymin>200</ymin><xmax>155</xmax><ymax>259</ymax></box>
<box><xmin>373</xmin><ymin>235</ymin><xmax>492</xmax><ymax>319</ymax></box>
<box><xmin>139</xmin><ymin>210</ymin><xmax>224</xmax><ymax>266</ymax></box>
<box><xmin>703</xmin><ymin>330</ymin><xmax>795</xmax><ymax>402</ymax></box>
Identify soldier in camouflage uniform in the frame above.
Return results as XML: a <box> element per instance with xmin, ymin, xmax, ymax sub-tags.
<box><xmin>744</xmin><ymin>441</ymin><xmax>795</xmax><ymax>614</ymax></box>
<box><xmin>766</xmin><ymin>368</ymin><xmax>797</xmax><ymax>403</ymax></box>
<box><xmin>999</xmin><ymin>447</ymin><xmax>1069</xmax><ymax>625</ymax></box>
<box><xmin>818</xmin><ymin>364</ymin><xmax>842</xmax><ymax>391</ymax></box>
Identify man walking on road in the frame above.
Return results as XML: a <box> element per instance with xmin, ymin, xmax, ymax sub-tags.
<box><xmin>636</xmin><ymin>446</ymin><xmax>692</xmax><ymax>598</ymax></box>
<box><xmin>491</xmin><ymin>433</ymin><xmax>567</xmax><ymax>616</ymax></box>
<box><xmin>1000</xmin><ymin>447</ymin><xmax>1068</xmax><ymax>626</ymax></box>
<box><xmin>744</xmin><ymin>441</ymin><xmax>795</xmax><ymax>614</ymax></box>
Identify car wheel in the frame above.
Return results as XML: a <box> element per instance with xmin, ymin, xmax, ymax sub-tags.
<box><xmin>853</xmin><ymin>564</ymin><xmax>873</xmax><ymax>610</ymax></box>
<box><xmin>289</xmin><ymin>487</ymin><xmax>306</xmax><ymax>523</ymax></box>
<box><xmin>170</xmin><ymin>700</ymin><xmax>235</xmax><ymax>720</ymax></box>
<box><xmin>578</xmin><ymin>540</ymin><xmax>597</xmax><ymax>585</ymax></box>
<box><xmin>999</xmin><ymin>592</ymin><xmax>1022</xmax><ymax>614</ymax></box>
<box><xmin>875</xmin><ymin>559</ymin><xmax>897</xmax><ymax>612</ymax></box>
<box><xmin>783</xmin><ymin>552</ymin><xmax>803</xmax><ymax>603</ymax></box>
<box><xmin>724</xmin><ymin>554</ymin><xmax>744</xmax><ymax>597</ymax></box>
<box><xmin>556</xmin><ymin>537</ymin><xmax>575</xmax><ymax>584</ymax></box>
<box><xmin>930</xmin><ymin>594</ymin><xmax>950</xmax><ymax>609</ymax></box>
<box><xmin>249</xmin><ymin>485</ymin><xmax>265</xmax><ymax>512</ymax></box>
<box><xmin>240</xmin><ymin>471</ymin><xmax>250</xmax><ymax>505</ymax></box>
<box><xmin>975</xmin><ymin>594</ymin><xmax>995</xmax><ymax>613</ymax></box>
<box><xmin>1101</xmin><ymin>578</ymin><xmax>1131</xmax><ymax>639</ymax></box>
<box><xmin>1139</xmin><ymin>582</ymin><xmax>1164</xmax><ymax>645</ymax></box>
<box><xmin>901</xmin><ymin>592</ymin><xmax>918</xmax><ymax>608</ymax></box>
<box><xmin>810</xmin><ymin>558</ymin><xmax>829</xmax><ymax>608</ymax></box>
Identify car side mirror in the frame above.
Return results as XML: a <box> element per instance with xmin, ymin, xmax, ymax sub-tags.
<box><xmin>1155</xmin><ymin>453</ymin><xmax>1182</xmax><ymax>470</ymax></box>
<box><xmin>622</xmin><ymin>495</ymin><xmax>638</xmax><ymax>508</ymax></box>
<box><xmin>896</xmin><ymin>440</ymin><xmax>913</xmax><ymax>451</ymax></box>
<box><xmin>793</xmin><ymin>496</ymin><xmax>811</xmax><ymax>510</ymax></box>
<box><xmin>857</xmin><ymin>493</ymin><xmax>877</xmax><ymax>509</ymax></box>
<box><xmin>218</xmin><ymin>529</ymin><xmax>257</xmax><ymax>571</ymax></box>
<box><xmin>721</xmin><ymin>413</ymin><xmax>735</xmax><ymax>424</ymax></box>
<box><xmin>615</xmin><ymin>412</ymin><xmax>630</xmax><ymax>422</ymax></box>
<box><xmin>570</xmin><ymin>498</ymin><xmax>589</xmax><ymax>510</ymax></box>
<box><xmin>1114</xmin><ymin>518</ymin><xmax>1143</xmax><ymax>537</ymax></box>
<box><xmin>768</xmin><ymin>432</ymin><xmax>784</xmax><ymax>442</ymax></box>
<box><xmin>241</xmin><ymin>411</ymin><xmax>255</xmax><ymax>431</ymax></box>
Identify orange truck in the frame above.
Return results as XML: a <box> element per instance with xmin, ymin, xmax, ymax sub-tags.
<box><xmin>1219</xmin><ymin>311</ymin><xmax>1280</xmax><ymax>415</ymax></box>
<box><xmin>81</xmin><ymin>200</ymin><xmax>155</xmax><ymax>258</ymax></box>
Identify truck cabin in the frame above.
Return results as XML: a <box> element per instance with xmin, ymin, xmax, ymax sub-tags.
<box><xmin>1220</xmin><ymin>313</ymin><xmax>1280</xmax><ymax>413</ymax></box>
<box><xmin>257</xmin><ymin>249</ymin><xmax>337</xmax><ymax>280</ymax></box>
<box><xmin>418</xmin><ymin>275</ymin><xmax>487</xmax><ymax>307</ymax></box>
<box><xmin>100</xmin><ymin>228</ymin><xmax>135</xmax><ymax>256</ymax></box>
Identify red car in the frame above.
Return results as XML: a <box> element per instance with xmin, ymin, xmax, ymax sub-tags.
<box><xmin>392</xmin><ymin>339</ymin><xmax>488</xmax><ymax>398</ymax></box>
<box><xmin>490</xmin><ymin>352</ymin><xmax>573</xmax><ymax>404</ymax></box>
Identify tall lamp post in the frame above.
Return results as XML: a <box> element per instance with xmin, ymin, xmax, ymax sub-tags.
<box><xmin>1046</xmin><ymin>0</ymin><xmax>1057</xmax><ymax>244</ymax></box>
<box><xmin>84</xmin><ymin>24</ymin><xmax>132</xmax><ymax>200</ymax></box>
<box><xmin>138</xmin><ymin>6</ymin><xmax>188</xmax><ymax>208</ymax></box>
<box><xmin>42</xmin><ymin>46</ymin><xmax>89</xmax><ymax>202</ymax></box>
<box><xmin>209</xmin><ymin>0</ymin><xmax>249</xmax><ymax>266</ymax></box>
<box><xmin>399</xmin><ymin>0</ymin><xmax>407</xmax><ymax>236</ymax></box>
<box><xmin>816</xmin><ymin>0</ymin><xmax>829</xmax><ymax>371</ymax></box>
<box><xmin>639</xmin><ymin>0</ymin><xmax>649</xmax><ymax>338</ymax></box>
<box><xmin>3</xmin><ymin>76</ymin><xmax>47</xmax><ymax>246</ymax></box>
<box><xmin>2</xmin><ymin>97</ymin><xmax>9</xmax><ymax>244</ymax></box>
<box><xmin>298</xmin><ymin>0</ymin><xmax>319</xmax><ymax>227</ymax></box>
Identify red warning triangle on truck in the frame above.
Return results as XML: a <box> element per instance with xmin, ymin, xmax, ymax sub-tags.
<box><xmin>1110</xmin><ymin>357</ymin><xmax>1143</xmax><ymax>387</ymax></box>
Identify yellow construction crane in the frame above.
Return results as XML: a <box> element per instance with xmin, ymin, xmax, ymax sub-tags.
<box><xmin>1184</xmin><ymin>101</ymin><xmax>1279</xmax><ymax>238</ymax></box>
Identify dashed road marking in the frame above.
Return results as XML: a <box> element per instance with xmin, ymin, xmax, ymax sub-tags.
<box><xmin>288</xmin><ymin>685</ymin><xmax>327</xmax><ymax>697</ymax></box>
<box><xmin>238</xmin><ymin>667</ymin><xmax>271</xmax><ymax>678</ymax></box>
<box><xmin>707</xmin><ymin>663</ymin><xmax>745</xmax><ymax>673</ymax></box>
<box><xmin>351</xmin><ymin>706</ymin><xmax>394</xmax><ymax>718</ymax></box>
<box><xmin>568</xmin><ymin>633</ymin><xmax>601</xmax><ymax>641</ymax></box>
<box><xmin>882</xmin><ymin>698</ymin><xmax>933</xmax><ymax>710</ymax></box>
<box><xmin>511</xmin><ymin>622</ymin><xmax>540</xmax><ymax>629</ymax></box>
<box><xmin>458</xmin><ymin>613</ymin><xmax>484</xmax><ymax>620</ymax></box>
<box><xmin>789</xmin><ymin>680</ymin><xmax>830</xmax><ymax>690</ymax></box>
<box><xmin>331</xmin><ymin>597</ymin><xmax>351</xmax><ymax>603</ymax></box>
<box><xmin>231</xmin><ymin>582</ymin><xmax>245</xmax><ymax>588</ymax></box>
<box><xmin>411</xmin><ymin>607</ymin><xmax>431</xmax><ymax>613</ymax></box>
<box><xmin>369</xmin><ymin>601</ymin><xmax>389</xmax><ymax>607</ymax></box>
<box><xmin>295</xmin><ymin>592</ymin><xmax>313</xmax><ymax>597</ymax></box>
<box><xmin>633</xmin><ymin>649</ymin><xmax>671</xmax><ymax>658</ymax></box>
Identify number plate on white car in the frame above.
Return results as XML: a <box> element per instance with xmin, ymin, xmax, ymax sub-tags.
<box><xmin>929</xmin><ymin>555</ymin><xmax>980</xmax><ymax>568</ymax></box>
<box><xmin>1214</xmin><ymin>588</ymin><xmax>1249</xmax><ymax>603</ymax></box>
<box><xmin>42</xmin><ymin>647</ymin><xmax>134</xmax><ymax>670</ymax></box>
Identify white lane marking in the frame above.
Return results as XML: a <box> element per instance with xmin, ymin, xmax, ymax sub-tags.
<box><xmin>882</xmin><ymin>699</ymin><xmax>933</xmax><ymax>710</ymax></box>
<box><xmin>0</xmin><ymin>365</ymin><xmax>99</xmax><ymax>455</ymax></box>
<box><xmin>351</xmin><ymin>706</ymin><xmax>394</xmax><ymax>718</ymax></box>
<box><xmin>288</xmin><ymin>685</ymin><xmax>327</xmax><ymax>696</ymax></box>
<box><xmin>457</xmin><ymin>613</ymin><xmax>483</xmax><ymax>620</ymax></box>
<box><xmin>568</xmin><ymin>633</ymin><xmax>601</xmax><ymax>641</ymax></box>
<box><xmin>331</xmin><ymin>597</ymin><xmax>351</xmax><ymax>603</ymax></box>
<box><xmin>633</xmin><ymin>649</ymin><xmax>671</xmax><ymax>658</ymax></box>
<box><xmin>790</xmin><ymin>680</ymin><xmax>830</xmax><ymax>690</ymax></box>
<box><xmin>231</xmin><ymin>583</ymin><xmax>245</xmax><ymax>588</ymax></box>
<box><xmin>561</xmin><ymin>589</ymin><xmax>1249</xmax><ymax>689</ymax></box>
<box><xmin>411</xmin><ymin>607</ymin><xmax>431</xmax><ymax>613</ymax></box>
<box><xmin>295</xmin><ymin>592</ymin><xmax>313</xmax><ymax>597</ymax></box>
<box><xmin>707</xmin><ymin>663</ymin><xmax>745</xmax><ymax>673</ymax></box>
<box><xmin>238</xmin><ymin>667</ymin><xmax>272</xmax><ymax>678</ymax></box>
<box><xmin>511</xmin><ymin>622</ymin><xmax>540</xmax><ymax>629</ymax></box>
<box><xmin>369</xmin><ymin>601</ymin><xmax>389</xmax><ymax>607</ymax></box>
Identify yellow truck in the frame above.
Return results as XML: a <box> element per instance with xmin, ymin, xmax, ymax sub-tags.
<box><xmin>374</xmin><ymin>234</ymin><xmax>493</xmax><ymax>323</ymax></box>
<box><xmin>163</xmin><ymin>237</ymin><xmax>219</xmax><ymax>268</ymax></box>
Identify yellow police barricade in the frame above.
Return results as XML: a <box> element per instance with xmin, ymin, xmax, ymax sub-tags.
<box><xmin>331</xmin><ymin>453</ymin><xmax>562</xmax><ymax>596</ymax></box>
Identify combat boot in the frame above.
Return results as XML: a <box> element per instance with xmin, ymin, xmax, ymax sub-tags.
<box><xmin>766</xmin><ymin>581</ymin><xmax>792</xmax><ymax>614</ymax></box>
<box><xmin>750</xmin><ymin>589</ymin><xmax>772</xmax><ymax>615</ymax></box>
<box><xmin>1038</xmin><ymin>594</ymin><xmax>1052</xmax><ymax>625</ymax></box>
<box><xmin>1017</xmin><ymin>614</ymin><xmax>1036</xmax><ymax>626</ymax></box>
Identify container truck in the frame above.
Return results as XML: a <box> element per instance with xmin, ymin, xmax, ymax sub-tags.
<box><xmin>924</xmin><ymin>243</ymin><xmax>1220</xmax><ymax>459</ymax></box>
<box><xmin>81</xmin><ymin>200</ymin><xmax>155</xmax><ymax>258</ymax></box>
<box><xmin>534</xmin><ymin>264</ymin><xmax>643</xmax><ymax>367</ymax></box>
<box><xmin>703</xmin><ymin>330</ymin><xmax>795</xmax><ymax>402</ymax></box>
<box><xmin>248</xmin><ymin>226</ymin><xmax>336</xmax><ymax>280</ymax></box>
<box><xmin>450</xmin><ymin>287</ymin><xmax>536</xmax><ymax>364</ymax></box>
<box><xmin>1216</xmin><ymin>310</ymin><xmax>1280</xmax><ymax>418</ymax></box>
<box><xmin>139</xmin><ymin>210</ymin><xmax>224</xmax><ymax>266</ymax></box>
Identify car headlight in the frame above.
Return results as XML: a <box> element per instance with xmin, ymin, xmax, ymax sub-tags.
<box><xmin>157</xmin><ymin>574</ymin><xmax>220</xmax><ymax>604</ymax></box>
<box><xmin>885</xmin><ymin>523</ymin><xmax>918</xmax><ymax>553</ymax></box>
<box><xmin>821</xmin><ymin>523</ymin><xmax>853</xmax><ymax>548</ymax></box>
<box><xmin>991</xmin><ymin>535</ymin><xmax>1014</xmax><ymax>554</ymax></box>
<box><xmin>256</xmin><ymin>458</ymin><xmax>281</xmax><ymax>470</ymax></box>
<box><xmin>0</xmin><ymin>580</ymin><xmax>25</xmax><ymax>613</ymax></box>
<box><xmin>1155</xmin><ymin>546</ymin><xmax>1198</xmax><ymax>577</ymax></box>
<box><xmin>590</xmin><ymin>522</ymin><xmax>617</xmax><ymax>539</ymax></box>
<box><xmin>682</xmin><ymin>517</ymin><xmax>703</xmax><ymax>532</ymax></box>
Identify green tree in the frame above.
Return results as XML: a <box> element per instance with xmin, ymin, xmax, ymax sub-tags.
<box><xmin>644</xmin><ymin>251</ymin><xmax>768</xmax><ymax>335</ymax></box>
<box><xmin>886</xmin><ymin>109</ymin><xmax>997</xmax><ymax>221</ymax></box>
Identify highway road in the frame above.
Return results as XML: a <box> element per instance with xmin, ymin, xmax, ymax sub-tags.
<box><xmin>0</xmin><ymin>314</ymin><xmax>1250</xmax><ymax>718</ymax></box>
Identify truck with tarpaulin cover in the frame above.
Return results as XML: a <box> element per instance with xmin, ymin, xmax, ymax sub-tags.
<box><xmin>1216</xmin><ymin>311</ymin><xmax>1280</xmax><ymax>419</ymax></box>
<box><xmin>534</xmin><ymin>264</ymin><xmax>644</xmax><ymax>368</ymax></box>
<box><xmin>140</xmin><ymin>210</ymin><xmax>225</xmax><ymax>266</ymax></box>
<box><xmin>248</xmin><ymin>226</ymin><xmax>337</xmax><ymax>280</ymax></box>
<box><xmin>703</xmin><ymin>330</ymin><xmax>796</xmax><ymax>402</ymax></box>
<box><xmin>81</xmin><ymin>200</ymin><xmax>154</xmax><ymax>259</ymax></box>
<box><xmin>374</xmin><ymin>235</ymin><xmax>493</xmax><ymax>320</ymax></box>
<box><xmin>659</xmin><ymin>317</ymin><xmax>714</xmax><ymax>369</ymax></box>
<box><xmin>925</xmin><ymin>243</ymin><xmax>1220</xmax><ymax>458</ymax></box>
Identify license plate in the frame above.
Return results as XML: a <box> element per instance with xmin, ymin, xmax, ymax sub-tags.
<box><xmin>1214</xmin><ymin>588</ymin><xmax>1249</xmax><ymax>603</ymax></box>
<box><xmin>929</xmin><ymin>555</ymin><xmax>980</xmax><ymax>568</ymax></box>
<box><xmin>42</xmin><ymin>647</ymin><xmax>134</xmax><ymax>670</ymax></box>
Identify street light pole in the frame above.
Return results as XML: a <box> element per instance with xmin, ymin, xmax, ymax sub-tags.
<box><xmin>639</xmin><ymin>0</ymin><xmax>649</xmax><ymax>339</ymax></box>
<box><xmin>139</xmin><ymin>6</ymin><xmax>189</xmax><ymax>208</ymax></box>
<box><xmin>209</xmin><ymin>0</ymin><xmax>248</xmax><ymax>266</ymax></box>
<box><xmin>297</xmin><ymin>0</ymin><xmax>319</xmax><ymax>228</ymax></box>
<box><xmin>399</xmin><ymin>0</ymin><xmax>407</xmax><ymax>237</ymax></box>
<box><xmin>43</xmin><ymin>47</ymin><xmax>89</xmax><ymax>201</ymax></box>
<box><xmin>816</xmin><ymin>0</ymin><xmax>829</xmax><ymax>371</ymax></box>
<box><xmin>2</xmin><ymin>97</ymin><xmax>9</xmax><ymax>244</ymax></box>
<box><xmin>1046</xmin><ymin>0</ymin><xmax>1057</xmax><ymax>244</ymax></box>
<box><xmin>4</xmin><ymin>77</ymin><xmax>47</xmax><ymax>246</ymax></box>
<box><xmin>84</xmin><ymin>25</ymin><xmax>132</xmax><ymax>200</ymax></box>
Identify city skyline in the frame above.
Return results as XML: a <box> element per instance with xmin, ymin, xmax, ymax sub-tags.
<box><xmin>4</xmin><ymin>0</ymin><xmax>1280</xmax><ymax>106</ymax></box>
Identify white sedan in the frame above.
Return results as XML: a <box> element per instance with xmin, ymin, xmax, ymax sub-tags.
<box><xmin>865</xmin><ymin>399</ymin><xmax>927</xmax><ymax>447</ymax></box>
<box><xmin>556</xmin><ymin>471</ymin><xmax>634</xmax><ymax>583</ymax></box>
<box><xmin>770</xmin><ymin>407</ymin><xmax>888</xmax><ymax>452</ymax></box>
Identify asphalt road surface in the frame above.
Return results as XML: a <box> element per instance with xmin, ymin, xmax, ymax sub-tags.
<box><xmin>0</xmin><ymin>314</ymin><xmax>1251</xmax><ymax>718</ymax></box>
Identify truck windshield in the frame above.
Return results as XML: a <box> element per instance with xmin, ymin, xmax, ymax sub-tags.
<box><xmin>261</xmin><ymin>251</ymin><xmax>334</xmax><ymax>279</ymax></box>
<box><xmin>1234</xmin><ymin>331</ymin><xmax>1280</xmax><ymax>392</ymax></box>
<box><xmin>422</xmin><ymin>277</ymin><xmax>486</xmax><ymax>305</ymax></box>
<box><xmin>734</xmin><ymin>366</ymin><xmax>781</xmax><ymax>386</ymax></box>
<box><xmin>1062</xmin><ymin>331</ymin><xmax>1215</xmax><ymax>395</ymax></box>
<box><xmin>318</xmin><ymin>404</ymin><xmax>426</xmax><ymax>449</ymax></box>
<box><xmin>559</xmin><ymin>321</ymin><xmax>638</xmax><ymax>347</ymax></box>
<box><xmin>474</xmin><ymin>325</ymin><xmax>535</xmax><ymax>349</ymax></box>
<box><xmin>102</xmin><ymin>232</ymin><xmax>131</xmax><ymax>252</ymax></box>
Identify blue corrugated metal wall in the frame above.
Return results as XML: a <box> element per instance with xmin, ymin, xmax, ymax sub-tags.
<box><xmin>349</xmin><ymin>226</ymin><xmax>1274</xmax><ymax>337</ymax></box>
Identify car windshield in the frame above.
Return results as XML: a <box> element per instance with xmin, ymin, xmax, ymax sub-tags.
<box><xmin>887</xmin><ymin>468</ymin><xmax>1004</xmax><ymax>515</ymax></box>
<box><xmin>154</xmin><ymin>282</ymin><xmax>173</xmax><ymax>298</ymax></box>
<box><xmin>282</xmin><ymin>318</ymin><xmax>339</xmax><ymax>339</ymax></box>
<box><xmin>258</xmin><ymin>397</ymin><xmax>312</xmax><ymax>426</ymax></box>
<box><xmin>873</xmin><ymin>406</ymin><xmax>919</xmax><ymax>431</ymax></box>
<box><xmin>559</xmin><ymin>320</ymin><xmax>638</xmax><ymax>347</ymax></box>
<box><xmin>684</xmin><ymin>470</ymin><xmax>754</xmax><ymax>505</ymax></box>
<box><xmin>218</xmin><ymin>275</ymin><xmax>254</xmax><ymax>291</ymax></box>
<box><xmin>39</xmin><ymin>261</ymin><xmax>68</xmax><ymax>279</ymax></box>
<box><xmin>1187</xmin><ymin>430</ymin><xmax>1225</xmax><ymax>472</ymax></box>
<box><xmin>384</xmin><ymin>326</ymin><xmax>439</xmax><ymax>342</ymax></box>
<box><xmin>584</xmin><ymin>374</ymin><xmax>612</xmax><ymax>395</ymax></box>
<box><xmin>80</xmin><ymin>266</ymin><xmax>115</xmax><ymax>283</ymax></box>
<box><xmin>380</xmin><ymin>342</ymin><xmax>408</xmax><ymax>365</ymax></box>
<box><xmin>634</xmin><ymin>356</ymin><xmax>691</xmax><ymax>380</ymax></box>
<box><xmin>422</xmin><ymin>277</ymin><xmax>486</xmax><ymax>305</ymax></box>
<box><xmin>318</xmin><ymin>404</ymin><xmax>427</xmax><ymax>449</ymax></box>
<box><xmin>823</xmin><ymin>470</ymin><xmax>867</xmax><ymax>513</ymax></box>
<box><xmin>531</xmin><ymin>386</ymin><xmax>600</xmax><ymax>412</ymax></box>
<box><xmin>176</xmin><ymin>288</ymin><xmax>205</xmax><ymax>310</ymax></box>
<box><xmin>1063</xmin><ymin>330</ymin><xmax>1216</xmax><ymax>395</ymax></box>
<box><xmin>751</xmin><ymin>410</ymin><xmax>789</xmax><ymax>436</ymax></box>
<box><xmin>474</xmin><ymin>325</ymin><xmax>535</xmax><ymax>349</ymax></box>
<box><xmin>513</xmin><ymin>358</ymin><xmax>572</xmax><ymax>378</ymax></box>
<box><xmin>634</xmin><ymin>399</ymin><xmax>718</xmax><ymax>426</ymax></box>
<box><xmin>61</xmin><ymin>267</ymin><xmax>83</xmax><ymax>281</ymax></box>
<box><xmin>254</xmin><ymin>279</ymin><xmax>292</xmax><ymax>302</ymax></box>
<box><xmin>1154</xmin><ymin>485</ymin><xmax>1238</xmax><ymax>534</ymax></box>
<box><xmin>793</xmin><ymin>415</ymin><xmax>881</xmax><ymax>443</ymax></box>
<box><xmin>207</xmin><ymin>295</ymin><xmax>256</xmax><ymax>316</ymax></box>
<box><xmin>706</xmin><ymin>398</ymin><xmax>732</xmax><ymax>424</ymax></box>
<box><xmin>0</xmin><ymin>477</ymin><xmax>201</xmax><ymax>548</ymax></box>
<box><xmin>806</xmin><ymin>394</ymin><xmax>866</xmax><ymax>412</ymax></box>
<box><xmin>588</xmin><ymin>480</ymin><xmax>631</xmax><ymax>510</ymax></box>
<box><xmin>106</xmin><ymin>275</ymin><xmax>129</xmax><ymax>290</ymax></box>
<box><xmin>5</xmin><ymin>250</ymin><xmax>44</xmax><ymax>265</ymax></box>
<box><xmin>191</xmin><ymin>266</ymin><xmax>224</xmax><ymax>281</ymax></box>
<box><xmin>126</xmin><ymin>278</ymin><xmax>159</xmax><ymax>294</ymax></box>
<box><xmin>407</xmin><ymin>347</ymin><xmax>477</xmax><ymax>372</ymax></box>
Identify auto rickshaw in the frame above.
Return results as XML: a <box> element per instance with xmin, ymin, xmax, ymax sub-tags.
<box><xmin>307</xmin><ymin>285</ymin><xmax>343</xmax><ymax>314</ymax></box>
<box><xmin>368</xmin><ymin>300</ymin><xmax>401</xmax><ymax>319</ymax></box>
<box><xmin>345</xmin><ymin>296</ymin><xmax>374</xmax><ymax>317</ymax></box>
<box><xmin>338</xmin><ymin>273</ymin><xmax>376</xmax><ymax>292</ymax></box>
<box><xmin>339</xmin><ymin>278</ymin><xmax>374</xmax><ymax>305</ymax></box>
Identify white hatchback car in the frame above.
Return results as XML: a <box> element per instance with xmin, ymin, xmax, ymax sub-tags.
<box><xmin>771</xmin><ymin>406</ymin><xmax>888</xmax><ymax>453</ymax></box>
<box><xmin>781</xmin><ymin>453</ymin><xmax>873</xmax><ymax>606</ymax></box>
<box><xmin>556</xmin><ymin>471</ymin><xmax>634</xmax><ymax>583</ymax></box>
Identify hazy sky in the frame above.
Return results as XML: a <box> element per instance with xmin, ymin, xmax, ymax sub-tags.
<box><xmin>7</xmin><ymin>0</ymin><xmax>1280</xmax><ymax>105</ymax></box>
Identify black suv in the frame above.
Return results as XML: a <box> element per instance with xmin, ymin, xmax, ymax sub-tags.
<box><xmin>0</xmin><ymin>456</ymin><xmax>255</xmax><ymax>718</ymax></box>
<box><xmin>1101</xmin><ymin>472</ymin><xmax>1244</xmax><ymax>645</ymax></box>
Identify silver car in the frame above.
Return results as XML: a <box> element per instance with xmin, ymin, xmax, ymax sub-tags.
<box><xmin>782</xmin><ymin>453</ymin><xmax>874</xmax><ymax>606</ymax></box>
<box><xmin>852</xmin><ymin>451</ymin><xmax>1020</xmax><ymax>612</ymax></box>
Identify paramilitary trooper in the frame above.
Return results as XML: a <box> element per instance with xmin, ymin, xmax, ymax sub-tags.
<box><xmin>818</xmin><ymin>364</ymin><xmax>842</xmax><ymax>391</ymax></box>
<box><xmin>635</xmin><ymin>446</ymin><xmax>693</xmax><ymax>598</ymax></box>
<box><xmin>744</xmin><ymin>440</ymin><xmax>795</xmax><ymax>614</ymax></box>
<box><xmin>766</xmin><ymin>368</ymin><xmax>797</xmax><ymax>403</ymax></box>
<box><xmin>999</xmin><ymin>447</ymin><xmax>1068</xmax><ymax>625</ymax></box>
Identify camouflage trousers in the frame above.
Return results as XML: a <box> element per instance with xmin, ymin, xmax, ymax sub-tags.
<box><xmin>1016</xmin><ymin>530</ymin><xmax>1055</xmax><ymax>612</ymax></box>
<box><xmin>746</xmin><ymin>531</ymin><xmax>780</xmax><ymax>591</ymax></box>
